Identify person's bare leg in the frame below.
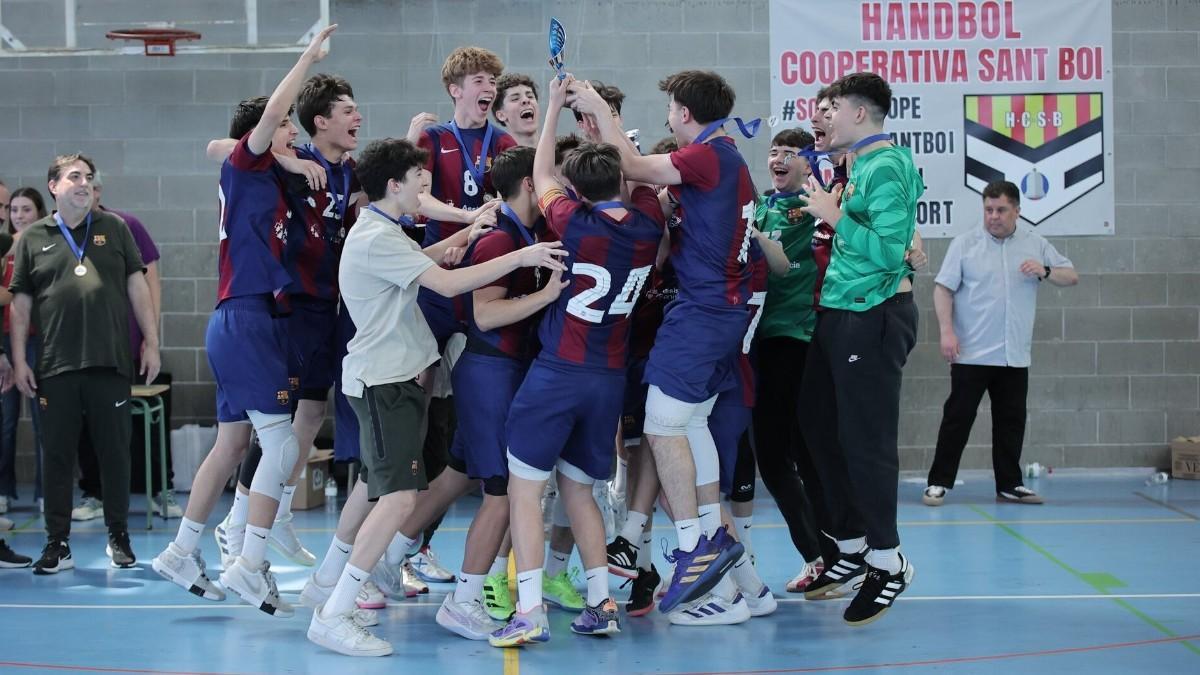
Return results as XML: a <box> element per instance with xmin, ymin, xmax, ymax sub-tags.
<box><xmin>182</xmin><ymin>423</ymin><xmax>251</xmax><ymax>524</ymax></box>
<box><xmin>508</xmin><ymin>474</ymin><xmax>549</xmax><ymax>614</ymax></box>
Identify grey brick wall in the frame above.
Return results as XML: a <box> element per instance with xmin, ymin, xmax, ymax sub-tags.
<box><xmin>0</xmin><ymin>0</ymin><xmax>1196</xmax><ymax>478</ymax></box>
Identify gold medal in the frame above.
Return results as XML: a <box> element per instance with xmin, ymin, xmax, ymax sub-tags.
<box><xmin>74</xmin><ymin>264</ymin><xmax>87</xmax><ymax>277</ymax></box>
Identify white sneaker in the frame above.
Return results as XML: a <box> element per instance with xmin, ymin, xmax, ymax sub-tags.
<box><xmin>668</xmin><ymin>590</ymin><xmax>752</xmax><ymax>626</ymax></box>
<box><xmin>369</xmin><ymin>561</ymin><xmax>407</xmax><ymax>600</ymax></box>
<box><xmin>213</xmin><ymin>512</ymin><xmax>244</xmax><ymax>570</ymax></box>
<box><xmin>218</xmin><ymin>557</ymin><xmax>294</xmax><ymax>617</ymax></box>
<box><xmin>0</xmin><ymin>516</ymin><xmax>12</xmax><ymax>531</ymax></box>
<box><xmin>922</xmin><ymin>485</ymin><xmax>946</xmax><ymax>506</ymax></box>
<box><xmin>148</xmin><ymin>491</ymin><xmax>184</xmax><ymax>518</ymax></box>
<box><xmin>436</xmin><ymin>593</ymin><xmax>501</xmax><ymax>640</ymax></box>
<box><xmin>743</xmin><ymin>584</ymin><xmax>778</xmax><ymax>617</ymax></box>
<box><xmin>0</xmin><ymin>495</ymin><xmax>8</xmax><ymax>514</ymax></box>
<box><xmin>402</xmin><ymin>560</ymin><xmax>429</xmax><ymax>595</ymax></box>
<box><xmin>356</xmin><ymin>579</ymin><xmax>387</xmax><ymax>609</ymax></box>
<box><xmin>786</xmin><ymin>558</ymin><xmax>825</xmax><ymax>593</ymax></box>
<box><xmin>71</xmin><ymin>496</ymin><xmax>103</xmax><ymax>522</ymax></box>
<box><xmin>152</xmin><ymin>543</ymin><xmax>225</xmax><ymax>601</ymax></box>
<box><xmin>307</xmin><ymin>604</ymin><xmax>393</xmax><ymax>657</ymax></box>
<box><xmin>268</xmin><ymin>512</ymin><xmax>316</xmax><ymax>566</ymax></box>
<box><xmin>409</xmin><ymin>545</ymin><xmax>454</xmax><ymax>582</ymax></box>
<box><xmin>300</xmin><ymin>574</ymin><xmax>379</xmax><ymax>627</ymax></box>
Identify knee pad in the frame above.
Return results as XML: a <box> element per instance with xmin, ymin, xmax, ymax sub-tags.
<box><xmin>686</xmin><ymin>409</ymin><xmax>719</xmax><ymax>488</ymax></box>
<box><xmin>507</xmin><ymin>450</ymin><xmax>551</xmax><ymax>482</ymax></box>
<box><xmin>643</xmin><ymin>386</ymin><xmax>697</xmax><ymax>437</ymax></box>
<box><xmin>555</xmin><ymin>459</ymin><xmax>594</xmax><ymax>486</ymax></box>
<box><xmin>481</xmin><ymin>475</ymin><xmax>509</xmax><ymax>497</ymax></box>
<box><xmin>246</xmin><ymin>411</ymin><xmax>299</xmax><ymax>501</ymax></box>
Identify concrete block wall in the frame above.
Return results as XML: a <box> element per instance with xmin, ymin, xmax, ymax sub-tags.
<box><xmin>0</xmin><ymin>0</ymin><xmax>1196</xmax><ymax>478</ymax></box>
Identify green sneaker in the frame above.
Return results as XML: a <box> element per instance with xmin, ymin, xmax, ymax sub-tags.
<box><xmin>482</xmin><ymin>572</ymin><xmax>515</xmax><ymax>621</ymax></box>
<box><xmin>543</xmin><ymin>569</ymin><xmax>585</xmax><ymax>611</ymax></box>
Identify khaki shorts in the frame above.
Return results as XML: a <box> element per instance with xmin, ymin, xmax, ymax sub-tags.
<box><xmin>348</xmin><ymin>380</ymin><xmax>428</xmax><ymax>500</ymax></box>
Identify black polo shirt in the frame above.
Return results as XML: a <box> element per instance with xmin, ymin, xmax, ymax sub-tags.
<box><xmin>8</xmin><ymin>211</ymin><xmax>145</xmax><ymax>379</ymax></box>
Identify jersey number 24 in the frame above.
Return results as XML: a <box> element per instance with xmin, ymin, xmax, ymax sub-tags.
<box><xmin>566</xmin><ymin>263</ymin><xmax>653</xmax><ymax>324</ymax></box>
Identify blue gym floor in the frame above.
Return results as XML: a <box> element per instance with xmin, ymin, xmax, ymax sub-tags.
<box><xmin>1</xmin><ymin>471</ymin><xmax>1198</xmax><ymax>674</ymax></box>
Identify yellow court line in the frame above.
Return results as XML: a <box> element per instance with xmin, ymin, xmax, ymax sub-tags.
<box><xmin>503</xmin><ymin>647</ymin><xmax>519</xmax><ymax>675</ymax></box>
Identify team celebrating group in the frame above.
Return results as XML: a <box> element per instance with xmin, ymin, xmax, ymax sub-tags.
<box><xmin>145</xmin><ymin>24</ymin><xmax>928</xmax><ymax>656</ymax></box>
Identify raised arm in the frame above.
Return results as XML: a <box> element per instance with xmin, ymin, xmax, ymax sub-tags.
<box><xmin>246</xmin><ymin>24</ymin><xmax>337</xmax><ymax>155</ymax></box>
<box><xmin>569</xmin><ymin>81</ymin><xmax>682</xmax><ymax>186</ymax></box>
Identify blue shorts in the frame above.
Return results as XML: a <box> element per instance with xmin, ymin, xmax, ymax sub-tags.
<box><xmin>621</xmin><ymin>356</ymin><xmax>649</xmax><ymax>446</ymax></box>
<box><xmin>332</xmin><ymin>305</ymin><xmax>360</xmax><ymax>462</ymax></box>
<box><xmin>506</xmin><ymin>357</ymin><xmax>624</xmax><ymax>481</ymax></box>
<box><xmin>644</xmin><ymin>300</ymin><xmax>752</xmax><ymax>404</ymax></box>
<box><xmin>287</xmin><ymin>297</ymin><xmax>338</xmax><ymax>400</ymax></box>
<box><xmin>417</xmin><ymin>288</ymin><xmax>467</xmax><ymax>353</ymax></box>
<box><xmin>448</xmin><ymin>352</ymin><xmax>528</xmax><ymax>480</ymax></box>
<box><xmin>207</xmin><ymin>297</ymin><xmax>292</xmax><ymax>423</ymax></box>
<box><xmin>709</xmin><ymin>392</ymin><xmax>752</xmax><ymax>496</ymax></box>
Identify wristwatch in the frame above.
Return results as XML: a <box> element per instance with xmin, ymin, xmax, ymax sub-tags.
<box><xmin>1040</xmin><ymin>265</ymin><xmax>1051</xmax><ymax>281</ymax></box>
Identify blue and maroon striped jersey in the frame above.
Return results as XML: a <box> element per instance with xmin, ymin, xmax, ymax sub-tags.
<box><xmin>466</xmin><ymin>210</ymin><xmax>546</xmax><ymax>361</ymax></box>
<box><xmin>215</xmin><ymin>136</ymin><xmax>292</xmax><ymax>308</ymax></box>
<box><xmin>418</xmin><ymin>122</ymin><xmax>518</xmax><ymax>246</ymax></box>
<box><xmin>535</xmin><ymin>186</ymin><xmax>664</xmax><ymax>370</ymax></box>
<box><xmin>666</xmin><ymin>136</ymin><xmax>760</xmax><ymax>307</ymax></box>
<box><xmin>728</xmin><ymin>254</ymin><xmax>770</xmax><ymax>407</ymax></box>
<box><xmin>286</xmin><ymin>145</ymin><xmax>361</xmax><ymax>300</ymax></box>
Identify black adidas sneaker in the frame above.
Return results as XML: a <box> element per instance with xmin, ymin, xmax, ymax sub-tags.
<box><xmin>804</xmin><ymin>548</ymin><xmax>867</xmax><ymax>600</ymax></box>
<box><xmin>844</xmin><ymin>554</ymin><xmax>914</xmax><ymax>626</ymax></box>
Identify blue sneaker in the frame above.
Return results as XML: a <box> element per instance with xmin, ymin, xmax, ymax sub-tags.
<box><xmin>489</xmin><ymin>608</ymin><xmax>551</xmax><ymax>648</ymax></box>
<box><xmin>570</xmin><ymin>598</ymin><xmax>620</xmax><ymax>636</ymax></box>
<box><xmin>658</xmin><ymin>529</ymin><xmax>744</xmax><ymax>614</ymax></box>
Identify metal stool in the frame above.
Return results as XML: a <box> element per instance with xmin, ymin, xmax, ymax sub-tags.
<box><xmin>131</xmin><ymin>383</ymin><xmax>170</xmax><ymax>530</ymax></box>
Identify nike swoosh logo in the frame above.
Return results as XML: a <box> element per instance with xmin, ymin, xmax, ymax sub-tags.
<box><xmin>440</xmin><ymin>147</ymin><xmax>459</xmax><ymax>154</ymax></box>
<box><xmin>251</xmin><ymin>532</ymin><xmax>266</xmax><ymax>539</ymax></box>
<box><xmin>680</xmin><ymin>524</ymin><xmax>695</xmax><ymax>530</ymax></box>
<box><xmin>336</xmin><ymin>546</ymin><xmax>350</xmax><ymax>555</ymax></box>
<box><xmin>187</xmin><ymin>526</ymin><xmax>201</xmax><ymax>534</ymax></box>
<box><xmin>349</xmin><ymin>574</ymin><xmax>363</xmax><ymax>582</ymax></box>
<box><xmin>518</xmin><ymin>578</ymin><xmax>532</xmax><ymax>585</ymax></box>
<box><xmin>42</xmin><ymin>244</ymin><xmax>56</xmax><ymax>251</ymax></box>
<box><xmin>114</xmin><ymin>400</ymin><xmax>128</xmax><ymax>408</ymax></box>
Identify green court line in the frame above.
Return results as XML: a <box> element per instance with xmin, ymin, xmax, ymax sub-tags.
<box><xmin>969</xmin><ymin>504</ymin><xmax>1200</xmax><ymax>657</ymax></box>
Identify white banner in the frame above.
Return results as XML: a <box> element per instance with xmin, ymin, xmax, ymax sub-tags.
<box><xmin>769</xmin><ymin>0</ymin><xmax>1114</xmax><ymax>237</ymax></box>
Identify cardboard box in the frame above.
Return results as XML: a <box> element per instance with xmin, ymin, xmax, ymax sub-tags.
<box><xmin>292</xmin><ymin>450</ymin><xmax>334</xmax><ymax>510</ymax></box>
<box><xmin>1170</xmin><ymin>437</ymin><xmax>1200</xmax><ymax>481</ymax></box>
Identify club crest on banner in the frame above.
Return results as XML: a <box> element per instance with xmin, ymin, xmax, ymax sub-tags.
<box><xmin>964</xmin><ymin>93</ymin><xmax>1104</xmax><ymax>225</ymax></box>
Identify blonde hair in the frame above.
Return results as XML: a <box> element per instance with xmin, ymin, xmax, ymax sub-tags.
<box><xmin>441</xmin><ymin>46</ymin><xmax>504</xmax><ymax>93</ymax></box>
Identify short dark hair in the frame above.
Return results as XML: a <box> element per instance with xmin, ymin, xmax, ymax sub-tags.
<box><xmin>650</xmin><ymin>137</ymin><xmax>678</xmax><ymax>155</ymax></box>
<box><xmin>297</xmin><ymin>74</ymin><xmax>354</xmax><ymax>136</ymax></box>
<box><xmin>354</xmin><ymin>139</ymin><xmax>429</xmax><ymax>202</ymax></box>
<box><xmin>229</xmin><ymin>95</ymin><xmax>297</xmax><ymax>140</ymax></box>
<box><xmin>7</xmin><ymin>186</ymin><xmax>47</xmax><ymax>233</ymax></box>
<box><xmin>561</xmin><ymin>142</ymin><xmax>622</xmax><ymax>202</ymax></box>
<box><xmin>554</xmin><ymin>134</ymin><xmax>582</xmax><ymax>167</ymax></box>
<box><xmin>815</xmin><ymin>85</ymin><xmax>833</xmax><ymax>103</ymax></box>
<box><xmin>771</xmin><ymin>128</ymin><xmax>814</xmax><ymax>149</ymax></box>
<box><xmin>48</xmin><ymin>153</ymin><xmax>96</xmax><ymax>184</ymax></box>
<box><xmin>490</xmin><ymin>146</ymin><xmax>535</xmax><ymax>200</ymax></box>
<box><xmin>493</xmin><ymin>73</ymin><xmax>538</xmax><ymax>122</ymax></box>
<box><xmin>830</xmin><ymin>72</ymin><xmax>891</xmax><ymax>124</ymax></box>
<box><xmin>982</xmin><ymin>180</ymin><xmax>1020</xmax><ymax>206</ymax></box>
<box><xmin>591</xmin><ymin>81</ymin><xmax>626</xmax><ymax>115</ymax></box>
<box><xmin>658</xmin><ymin>70</ymin><xmax>735</xmax><ymax>124</ymax></box>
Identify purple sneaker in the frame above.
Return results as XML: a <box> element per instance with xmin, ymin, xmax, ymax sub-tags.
<box><xmin>570</xmin><ymin>598</ymin><xmax>620</xmax><ymax>636</ymax></box>
<box><xmin>488</xmin><ymin>608</ymin><xmax>550</xmax><ymax>648</ymax></box>
<box><xmin>658</xmin><ymin>529</ymin><xmax>743</xmax><ymax>614</ymax></box>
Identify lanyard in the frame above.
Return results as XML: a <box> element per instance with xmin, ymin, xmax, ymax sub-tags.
<box><xmin>54</xmin><ymin>211</ymin><xmax>92</xmax><ymax>265</ymax></box>
<box><xmin>798</xmin><ymin>133</ymin><xmax>891</xmax><ymax>188</ymax></box>
<box><xmin>303</xmin><ymin>144</ymin><xmax>351</xmax><ymax>221</ymax></box>
<box><xmin>694</xmin><ymin>117</ymin><xmax>762</xmax><ymax>145</ymax></box>
<box><xmin>849</xmin><ymin>133</ymin><xmax>893</xmax><ymax>153</ymax></box>
<box><xmin>765</xmin><ymin>190</ymin><xmax>801</xmax><ymax>210</ymax></box>
<box><xmin>366</xmin><ymin>204</ymin><xmax>414</xmax><ymax>229</ymax></box>
<box><xmin>447</xmin><ymin>121</ymin><xmax>495</xmax><ymax>189</ymax></box>
<box><xmin>500</xmin><ymin>203</ymin><xmax>536</xmax><ymax>247</ymax></box>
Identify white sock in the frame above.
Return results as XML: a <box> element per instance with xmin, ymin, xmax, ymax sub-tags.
<box><xmin>275</xmin><ymin>485</ymin><xmax>296</xmax><ymax>521</ymax></box>
<box><xmin>732</xmin><ymin>515</ymin><xmax>753</xmax><ymax>555</ymax></box>
<box><xmin>618</xmin><ymin>510</ymin><xmax>649</xmax><ymax>544</ymax></box>
<box><xmin>173</xmin><ymin>517</ymin><xmax>203</xmax><ymax>554</ymax></box>
<box><xmin>454</xmin><ymin>572</ymin><xmax>486</xmax><ymax>604</ymax></box>
<box><xmin>865</xmin><ymin>547</ymin><xmax>902</xmax><ymax>575</ymax></box>
<box><xmin>315</xmin><ymin>536</ymin><xmax>352</xmax><ymax>586</ymax></box>
<box><xmin>241</xmin><ymin>524</ymin><xmax>270</xmax><ymax>567</ymax></box>
<box><xmin>489</xmin><ymin>556</ymin><xmax>508</xmax><ymax>576</ymax></box>
<box><xmin>837</xmin><ymin>537</ymin><xmax>867</xmax><ymax>555</ymax></box>
<box><xmin>730</xmin><ymin>551</ymin><xmax>765</xmax><ymax>596</ymax></box>
<box><xmin>584</xmin><ymin>566</ymin><xmax>608</xmax><ymax>606</ymax></box>
<box><xmin>545</xmin><ymin>548</ymin><xmax>569</xmax><ymax>577</ymax></box>
<box><xmin>386</xmin><ymin>533</ymin><xmax>416</xmax><ymax>567</ymax></box>
<box><xmin>675</xmin><ymin>518</ymin><xmax>700</xmax><ymax>553</ymax></box>
<box><xmin>229</xmin><ymin>490</ymin><xmax>249</xmax><ymax>527</ymax></box>
<box><xmin>698</xmin><ymin>503</ymin><xmax>722</xmax><ymax>539</ymax></box>
<box><xmin>322</xmin><ymin>563</ymin><xmax>369</xmax><ymax>617</ymax></box>
<box><xmin>516</xmin><ymin>569</ymin><xmax>543</xmax><ymax>614</ymax></box>
<box><xmin>637</xmin><ymin>530</ymin><xmax>653</xmax><ymax>571</ymax></box>
<box><xmin>613</xmin><ymin>457</ymin><xmax>628</xmax><ymax>495</ymax></box>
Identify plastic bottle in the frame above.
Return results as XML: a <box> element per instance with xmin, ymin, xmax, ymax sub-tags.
<box><xmin>1024</xmin><ymin>462</ymin><xmax>1043</xmax><ymax>479</ymax></box>
<box><xmin>324</xmin><ymin>477</ymin><xmax>338</xmax><ymax>511</ymax></box>
<box><xmin>1145</xmin><ymin>472</ymin><xmax>1169</xmax><ymax>486</ymax></box>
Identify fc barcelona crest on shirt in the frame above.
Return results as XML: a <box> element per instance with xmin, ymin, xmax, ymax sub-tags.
<box><xmin>277</xmin><ymin>389</ymin><xmax>290</xmax><ymax>406</ymax></box>
<box><xmin>93</xmin><ymin>234</ymin><xmax>107</xmax><ymax>246</ymax></box>
<box><xmin>964</xmin><ymin>93</ymin><xmax>1104</xmax><ymax>225</ymax></box>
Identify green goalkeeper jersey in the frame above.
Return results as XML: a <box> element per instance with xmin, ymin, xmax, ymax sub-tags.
<box><xmin>754</xmin><ymin>191</ymin><xmax>818</xmax><ymax>341</ymax></box>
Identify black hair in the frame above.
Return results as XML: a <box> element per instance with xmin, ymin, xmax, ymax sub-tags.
<box><xmin>490</xmin><ymin>146</ymin><xmax>536</xmax><ymax>200</ymax></box>
<box><xmin>561</xmin><ymin>142</ymin><xmax>622</xmax><ymax>202</ymax></box>
<box><xmin>354</xmin><ymin>139</ymin><xmax>430</xmax><ymax>202</ymax></box>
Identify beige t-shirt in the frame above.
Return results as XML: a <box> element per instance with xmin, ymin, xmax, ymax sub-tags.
<box><xmin>339</xmin><ymin>207</ymin><xmax>438</xmax><ymax>397</ymax></box>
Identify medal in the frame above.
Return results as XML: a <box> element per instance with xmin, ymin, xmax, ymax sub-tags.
<box><xmin>74</xmin><ymin>264</ymin><xmax>87</xmax><ymax>277</ymax></box>
<box><xmin>54</xmin><ymin>211</ymin><xmax>93</xmax><ymax>280</ymax></box>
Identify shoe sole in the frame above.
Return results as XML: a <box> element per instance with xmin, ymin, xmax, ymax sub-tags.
<box><xmin>356</xmin><ymin>599</ymin><xmax>387</xmax><ymax>609</ymax></box>
<box><xmin>152</xmin><ymin>558</ymin><xmax>225</xmax><ymax>601</ymax></box>
<box><xmin>489</xmin><ymin>629</ymin><xmax>548</xmax><ymax>648</ymax></box>
<box><xmin>268</xmin><ymin>538</ymin><xmax>317</xmax><ymax>566</ymax></box>
<box><xmin>106</xmin><ymin>545</ymin><xmax>137</xmax><ymax>569</ymax></box>
<box><xmin>667</xmin><ymin>604</ymin><xmax>751</xmax><ymax>626</ymax></box>
<box><xmin>607</xmin><ymin>563</ymin><xmax>637</xmax><ymax>579</ymax></box>
<box><xmin>844</xmin><ymin>562</ymin><xmax>915</xmax><ymax>627</ymax></box>
<box><xmin>543</xmin><ymin>596</ymin><xmax>585</xmax><ymax>611</ymax></box>
<box><xmin>306</xmin><ymin>627</ymin><xmax>393</xmax><ymax>657</ymax></box>
<box><xmin>0</xmin><ymin>559</ymin><xmax>32</xmax><ymax>568</ymax></box>
<box><xmin>921</xmin><ymin>497</ymin><xmax>944</xmax><ymax>506</ymax></box>
<box><xmin>804</xmin><ymin>572</ymin><xmax>864</xmax><ymax>601</ymax></box>
<box><xmin>220</xmin><ymin>574</ymin><xmax>294</xmax><ymax>618</ymax></box>
<box><xmin>435</xmin><ymin>607</ymin><xmax>492</xmax><ymax>641</ymax></box>
<box><xmin>748</xmin><ymin>598</ymin><xmax>778</xmax><ymax>617</ymax></box>
<box><xmin>659</xmin><ymin>543</ymin><xmax>743</xmax><ymax>614</ymax></box>
<box><xmin>412</xmin><ymin>566</ymin><xmax>455</xmax><ymax>583</ymax></box>
<box><xmin>571</xmin><ymin>620</ymin><xmax>620</xmax><ymax>636</ymax></box>
<box><xmin>32</xmin><ymin>559</ymin><xmax>74</xmax><ymax>575</ymax></box>
<box><xmin>627</xmin><ymin>602</ymin><xmax>655</xmax><ymax>617</ymax></box>
<box><xmin>996</xmin><ymin>496</ymin><xmax>1045</xmax><ymax>505</ymax></box>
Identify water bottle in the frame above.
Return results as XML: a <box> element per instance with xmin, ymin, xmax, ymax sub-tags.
<box><xmin>1024</xmin><ymin>462</ymin><xmax>1043</xmax><ymax>479</ymax></box>
<box><xmin>324</xmin><ymin>477</ymin><xmax>338</xmax><ymax>511</ymax></box>
<box><xmin>1145</xmin><ymin>472</ymin><xmax>1169</xmax><ymax>486</ymax></box>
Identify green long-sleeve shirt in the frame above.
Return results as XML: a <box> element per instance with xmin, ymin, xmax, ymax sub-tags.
<box><xmin>754</xmin><ymin>191</ymin><xmax>817</xmax><ymax>341</ymax></box>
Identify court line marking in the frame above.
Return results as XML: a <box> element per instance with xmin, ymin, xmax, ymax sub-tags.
<box><xmin>969</xmin><ymin>504</ymin><xmax>1200</xmax><ymax>657</ymax></box>
<box><xmin>0</xmin><ymin>662</ymin><xmax>241</xmax><ymax>675</ymax></box>
<box><xmin>655</xmin><ymin>633</ymin><xmax>1200</xmax><ymax>674</ymax></box>
<box><xmin>1134</xmin><ymin>491</ymin><xmax>1200</xmax><ymax>520</ymax></box>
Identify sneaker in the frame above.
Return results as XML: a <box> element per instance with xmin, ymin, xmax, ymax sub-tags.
<box><xmin>606</xmin><ymin>535</ymin><xmax>639</xmax><ymax>579</ymax></box>
<box><xmin>32</xmin><ymin>539</ymin><xmax>73</xmax><ymax>575</ymax></box>
<box><xmin>804</xmin><ymin>549</ymin><xmax>867</xmax><ymax>600</ymax></box>
<box><xmin>148</xmin><ymin>491</ymin><xmax>184</xmax><ymax>519</ymax></box>
<box><xmin>667</xmin><ymin>589</ymin><xmax>752</xmax><ymax>626</ymax></box>
<box><xmin>624</xmin><ymin>564</ymin><xmax>660</xmax><ymax>617</ymax></box>
<box><xmin>922</xmin><ymin>485</ymin><xmax>946</xmax><ymax>506</ymax></box>
<box><xmin>213</xmin><ymin>513</ymin><xmax>243</xmax><ymax>570</ymax></box>
<box><xmin>0</xmin><ymin>495</ymin><xmax>8</xmax><ymax>514</ymax></box>
<box><xmin>268</xmin><ymin>512</ymin><xmax>316</xmax><ymax>566</ymax></box>
<box><xmin>106</xmin><ymin>530</ymin><xmax>137</xmax><ymax>569</ymax></box>
<box><xmin>436</xmin><ymin>593</ymin><xmax>502</xmax><ymax>640</ymax></box>
<box><xmin>356</xmin><ymin>579</ymin><xmax>387</xmax><ymax>609</ymax></box>
<box><xmin>743</xmin><ymin>584</ymin><xmax>778</xmax><ymax>617</ymax></box>
<box><xmin>71</xmin><ymin>496</ymin><xmax>103</xmax><ymax>522</ymax></box>
<box><xmin>298</xmin><ymin>574</ymin><xmax>379</xmax><ymax>627</ymax></box>
<box><xmin>370</xmin><ymin>561</ymin><xmax>408</xmax><ymax>600</ymax></box>
<box><xmin>482</xmin><ymin>572</ymin><xmax>515</xmax><ymax>621</ymax></box>
<box><xmin>152</xmin><ymin>543</ymin><xmax>224</xmax><ymax>600</ymax></box>
<box><xmin>0</xmin><ymin>516</ymin><xmax>12</xmax><ymax>531</ymax></box>
<box><xmin>0</xmin><ymin>540</ymin><xmax>32</xmax><ymax>568</ymax></box>
<box><xmin>218</xmin><ymin>557</ymin><xmax>294</xmax><ymax>617</ymax></box>
<box><xmin>657</xmin><ymin>562</ymin><xmax>673</xmax><ymax>599</ymax></box>
<box><xmin>570</xmin><ymin>598</ymin><xmax>620</xmax><ymax>636</ymax></box>
<box><xmin>997</xmin><ymin>486</ymin><xmax>1045</xmax><ymax>505</ymax></box>
<box><xmin>307</xmin><ymin>603</ymin><xmax>393</xmax><ymax>657</ymax></box>
<box><xmin>543</xmin><ymin>568</ymin><xmax>586</xmax><ymax>610</ymax></box>
<box><xmin>489</xmin><ymin>607</ymin><xmax>551</xmax><ymax>647</ymax></box>
<box><xmin>659</xmin><ymin>528</ymin><xmax>743</xmax><ymax>613</ymax></box>
<box><xmin>786</xmin><ymin>558</ymin><xmax>824</xmax><ymax>593</ymax></box>
<box><xmin>844</xmin><ymin>554</ymin><xmax>914</xmax><ymax>626</ymax></box>
<box><xmin>402</xmin><ymin>560</ymin><xmax>429</xmax><ymax>595</ymax></box>
<box><xmin>409</xmin><ymin>545</ymin><xmax>454</xmax><ymax>583</ymax></box>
